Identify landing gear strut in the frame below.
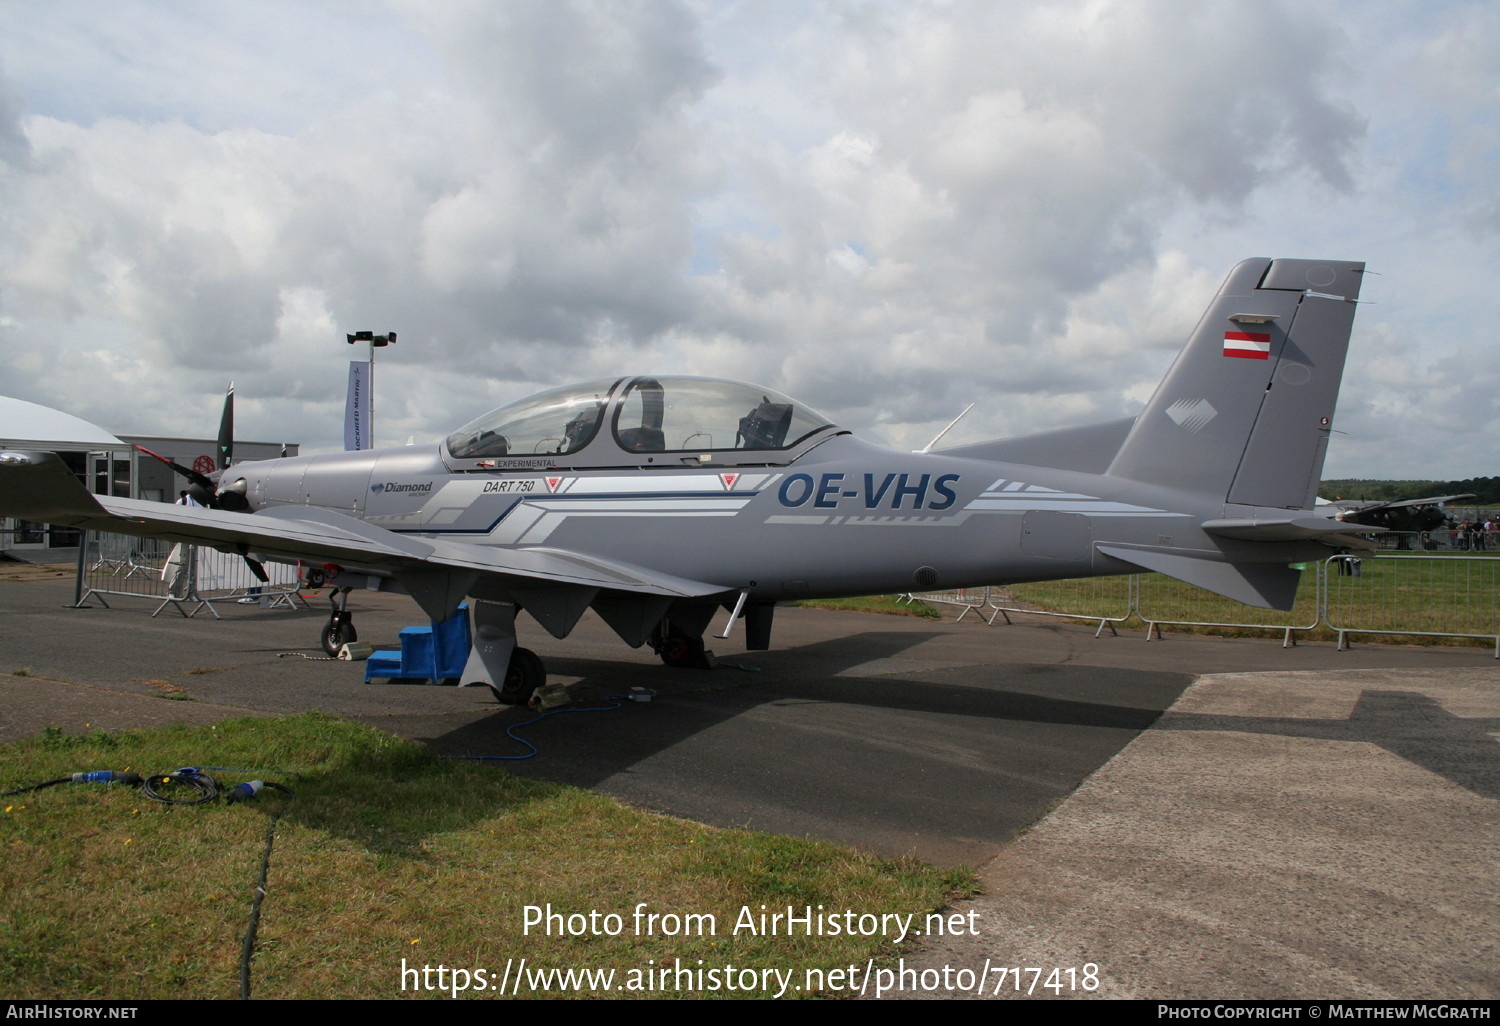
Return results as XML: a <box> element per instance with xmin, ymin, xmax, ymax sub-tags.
<box><xmin>461</xmin><ymin>600</ymin><xmax>549</xmax><ymax>705</ymax></box>
<box><xmin>321</xmin><ymin>587</ymin><xmax>357</xmax><ymax>656</ymax></box>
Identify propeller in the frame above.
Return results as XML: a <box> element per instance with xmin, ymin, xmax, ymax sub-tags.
<box><xmin>133</xmin><ymin>384</ymin><xmax>249</xmax><ymax>509</ymax></box>
<box><xmin>134</xmin><ymin>384</ymin><xmax>266</xmax><ymax>582</ymax></box>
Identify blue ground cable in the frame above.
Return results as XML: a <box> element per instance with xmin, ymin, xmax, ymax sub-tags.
<box><xmin>448</xmin><ymin>693</ymin><xmax>637</xmax><ymax>761</ymax></box>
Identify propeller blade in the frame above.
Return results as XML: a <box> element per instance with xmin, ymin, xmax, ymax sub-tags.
<box><xmin>133</xmin><ymin>444</ymin><xmax>213</xmax><ymax>492</ymax></box>
<box><xmin>217</xmin><ymin>382</ymin><xmax>234</xmax><ymax>470</ymax></box>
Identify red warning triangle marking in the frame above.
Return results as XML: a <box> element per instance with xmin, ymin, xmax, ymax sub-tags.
<box><xmin>545</xmin><ymin>476</ymin><xmax>564</xmax><ymax>492</ymax></box>
<box><xmin>720</xmin><ymin>472</ymin><xmax>740</xmax><ymax>491</ymax></box>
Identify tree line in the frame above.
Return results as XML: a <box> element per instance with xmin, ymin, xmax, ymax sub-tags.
<box><xmin>1319</xmin><ymin>477</ymin><xmax>1500</xmax><ymax>505</ymax></box>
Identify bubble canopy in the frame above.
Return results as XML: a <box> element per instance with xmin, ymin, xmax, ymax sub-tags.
<box><xmin>444</xmin><ymin>376</ymin><xmax>837</xmax><ymax>466</ymax></box>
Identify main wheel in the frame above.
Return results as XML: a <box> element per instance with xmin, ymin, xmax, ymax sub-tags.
<box><xmin>321</xmin><ymin>617</ymin><xmax>357</xmax><ymax>657</ymax></box>
<box><xmin>491</xmin><ymin>647</ymin><xmax>545</xmax><ymax>704</ymax></box>
<box><xmin>657</xmin><ymin>633</ymin><xmax>706</xmax><ymax>668</ymax></box>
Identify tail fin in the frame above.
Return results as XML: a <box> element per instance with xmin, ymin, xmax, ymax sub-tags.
<box><xmin>1107</xmin><ymin>258</ymin><xmax>1365</xmax><ymax>510</ymax></box>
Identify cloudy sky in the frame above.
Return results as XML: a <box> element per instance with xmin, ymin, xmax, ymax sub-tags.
<box><xmin>1</xmin><ymin>1</ymin><xmax>1495</xmax><ymax>479</ymax></box>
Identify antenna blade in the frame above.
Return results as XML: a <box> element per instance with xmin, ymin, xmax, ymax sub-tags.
<box><xmin>920</xmin><ymin>403</ymin><xmax>974</xmax><ymax>453</ymax></box>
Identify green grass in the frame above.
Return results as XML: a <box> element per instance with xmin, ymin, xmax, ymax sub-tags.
<box><xmin>1</xmin><ymin>715</ymin><xmax>973</xmax><ymax>1000</ymax></box>
<box><xmin>990</xmin><ymin>557</ymin><xmax>1498</xmax><ymax>645</ymax></box>
<box><xmin>796</xmin><ymin>595</ymin><xmax>942</xmax><ymax>619</ymax></box>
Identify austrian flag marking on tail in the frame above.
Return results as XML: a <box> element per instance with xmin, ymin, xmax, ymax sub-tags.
<box><xmin>1223</xmin><ymin>331</ymin><xmax>1271</xmax><ymax>360</ymax></box>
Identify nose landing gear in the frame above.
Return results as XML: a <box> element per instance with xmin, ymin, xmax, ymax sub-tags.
<box><xmin>321</xmin><ymin>587</ymin><xmax>357</xmax><ymax>657</ymax></box>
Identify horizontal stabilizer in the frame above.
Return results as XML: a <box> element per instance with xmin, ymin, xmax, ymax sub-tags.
<box><xmin>1095</xmin><ymin>543</ymin><xmax>1303</xmax><ymax>610</ymax></box>
<box><xmin>1202</xmin><ymin>517</ymin><xmax>1382</xmax><ymax>551</ymax></box>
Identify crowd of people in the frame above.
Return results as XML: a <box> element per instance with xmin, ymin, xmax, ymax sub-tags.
<box><xmin>1446</xmin><ymin>517</ymin><xmax>1496</xmax><ymax>551</ymax></box>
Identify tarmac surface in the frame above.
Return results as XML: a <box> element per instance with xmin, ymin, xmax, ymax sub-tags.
<box><xmin>0</xmin><ymin>569</ymin><xmax>1495</xmax><ymax>999</ymax></box>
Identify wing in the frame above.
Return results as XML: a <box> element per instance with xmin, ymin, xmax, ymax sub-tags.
<box><xmin>0</xmin><ymin>450</ymin><xmax>723</xmax><ymax>625</ymax></box>
<box><xmin>1361</xmin><ymin>494</ymin><xmax>1475</xmax><ymax>512</ymax></box>
<box><xmin>1324</xmin><ymin>494</ymin><xmax>1474</xmax><ymax>514</ymax></box>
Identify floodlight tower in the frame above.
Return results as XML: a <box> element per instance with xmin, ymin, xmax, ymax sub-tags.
<box><xmin>345</xmin><ymin>330</ymin><xmax>396</xmax><ymax>448</ymax></box>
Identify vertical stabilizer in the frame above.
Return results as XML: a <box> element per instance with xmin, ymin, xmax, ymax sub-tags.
<box><xmin>1106</xmin><ymin>258</ymin><xmax>1364</xmax><ymax>509</ymax></box>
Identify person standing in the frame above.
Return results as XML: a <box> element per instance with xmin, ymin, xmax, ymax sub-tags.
<box><xmin>162</xmin><ymin>490</ymin><xmax>203</xmax><ymax>600</ymax></box>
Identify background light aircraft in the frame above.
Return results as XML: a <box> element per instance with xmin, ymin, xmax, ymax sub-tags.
<box><xmin>1</xmin><ymin>258</ymin><xmax>1376</xmax><ymax>701</ymax></box>
<box><xmin>1320</xmin><ymin>495</ymin><xmax>1475</xmax><ymax>533</ymax></box>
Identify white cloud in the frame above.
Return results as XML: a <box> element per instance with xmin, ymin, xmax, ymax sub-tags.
<box><xmin>0</xmin><ymin>0</ymin><xmax>1492</xmax><ymax>482</ymax></box>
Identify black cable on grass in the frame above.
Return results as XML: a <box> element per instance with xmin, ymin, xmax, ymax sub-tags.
<box><xmin>141</xmin><ymin>768</ymin><xmax>219</xmax><ymax>805</ymax></box>
<box><xmin>2</xmin><ymin>776</ymin><xmax>73</xmax><ymax>796</ymax></box>
<box><xmin>238</xmin><ymin>780</ymin><xmax>295</xmax><ymax>1001</ymax></box>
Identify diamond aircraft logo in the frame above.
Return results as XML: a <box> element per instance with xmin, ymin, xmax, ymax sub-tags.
<box><xmin>372</xmin><ymin>481</ymin><xmax>433</xmax><ymax>494</ymax></box>
<box><xmin>1165</xmin><ymin>398</ymin><xmax>1217</xmax><ymax>434</ymax></box>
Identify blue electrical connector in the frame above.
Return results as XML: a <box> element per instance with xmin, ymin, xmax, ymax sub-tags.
<box><xmin>70</xmin><ymin>770</ymin><xmax>144</xmax><ymax>785</ymax></box>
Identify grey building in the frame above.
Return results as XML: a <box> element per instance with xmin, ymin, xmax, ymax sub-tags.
<box><xmin>0</xmin><ymin>395</ymin><xmax>298</xmax><ymax>557</ymax></box>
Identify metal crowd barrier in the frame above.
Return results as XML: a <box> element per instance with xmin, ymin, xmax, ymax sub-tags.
<box><xmin>77</xmin><ymin>530</ymin><xmax>307</xmax><ymax>619</ymax></box>
<box><xmin>1136</xmin><ymin>568</ymin><xmax>1320</xmax><ymax>647</ymax></box>
<box><xmin>899</xmin><ymin>586</ymin><xmax>992</xmax><ymax>622</ymax></box>
<box><xmin>908</xmin><ymin>552</ymin><xmax>1500</xmax><ymax>656</ymax></box>
<box><xmin>1375</xmin><ymin>530</ymin><xmax>1495</xmax><ymax>552</ymax></box>
<box><xmin>87</xmin><ymin>534</ymin><xmax>172</xmax><ymax>579</ymax></box>
<box><xmin>1324</xmin><ymin>553</ymin><xmax>1500</xmax><ymax>655</ymax></box>
<box><xmin>986</xmin><ymin>575</ymin><xmax>1134</xmax><ymax>637</ymax></box>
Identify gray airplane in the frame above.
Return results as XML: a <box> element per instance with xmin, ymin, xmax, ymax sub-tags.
<box><xmin>1</xmin><ymin>258</ymin><xmax>1376</xmax><ymax>700</ymax></box>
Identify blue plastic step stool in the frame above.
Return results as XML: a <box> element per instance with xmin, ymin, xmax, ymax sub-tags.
<box><xmin>365</xmin><ymin>603</ymin><xmax>471</xmax><ymax>683</ymax></box>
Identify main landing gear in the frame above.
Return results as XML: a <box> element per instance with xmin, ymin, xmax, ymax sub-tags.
<box><xmin>649</xmin><ymin>619</ymin><xmax>716</xmax><ymax>669</ymax></box>
<box><xmin>494</xmin><ymin>646</ymin><xmax>545</xmax><ymax>704</ymax></box>
<box><xmin>460</xmin><ymin>599</ymin><xmax>550</xmax><ymax>705</ymax></box>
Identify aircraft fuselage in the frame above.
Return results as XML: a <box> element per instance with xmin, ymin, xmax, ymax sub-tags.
<box><xmin>225</xmin><ymin>433</ymin><xmax>1326</xmax><ymax>606</ymax></box>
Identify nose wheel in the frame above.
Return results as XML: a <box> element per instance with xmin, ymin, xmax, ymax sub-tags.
<box><xmin>321</xmin><ymin>587</ymin><xmax>357</xmax><ymax>657</ymax></box>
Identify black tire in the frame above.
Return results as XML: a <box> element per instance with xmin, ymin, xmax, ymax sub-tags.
<box><xmin>321</xmin><ymin>618</ymin><xmax>357</xmax><ymax>657</ymax></box>
<box><xmin>493</xmin><ymin>647</ymin><xmax>545</xmax><ymax>703</ymax></box>
<box><xmin>658</xmin><ymin>633</ymin><xmax>706</xmax><ymax>668</ymax></box>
